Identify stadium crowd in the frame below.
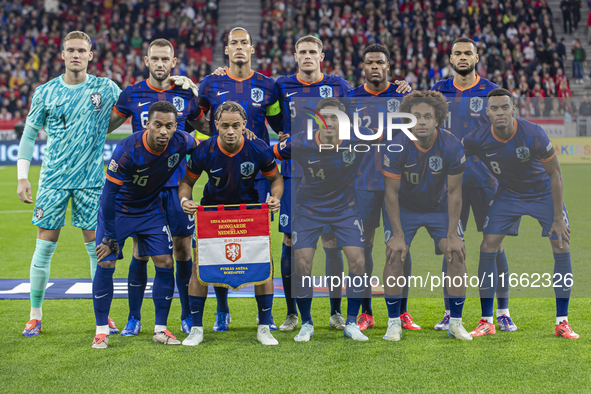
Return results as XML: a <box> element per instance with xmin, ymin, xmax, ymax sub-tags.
<box><xmin>1</xmin><ymin>0</ymin><xmax>590</xmax><ymax>122</ymax></box>
<box><xmin>0</xmin><ymin>0</ymin><xmax>218</xmax><ymax>122</ymax></box>
<box><xmin>256</xmin><ymin>0</ymin><xmax>587</xmax><ymax>117</ymax></box>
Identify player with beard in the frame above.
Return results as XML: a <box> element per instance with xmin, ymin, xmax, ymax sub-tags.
<box><xmin>431</xmin><ymin>38</ymin><xmax>515</xmax><ymax>333</ymax></box>
<box><xmin>108</xmin><ymin>39</ymin><xmax>204</xmax><ymax>337</ymax></box>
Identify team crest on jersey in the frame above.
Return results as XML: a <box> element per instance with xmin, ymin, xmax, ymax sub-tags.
<box><xmin>342</xmin><ymin>151</ymin><xmax>356</xmax><ymax>165</ymax></box>
<box><xmin>168</xmin><ymin>153</ymin><xmax>180</xmax><ymax>168</ymax></box>
<box><xmin>225</xmin><ymin>243</ymin><xmax>241</xmax><ymax>262</ymax></box>
<box><xmin>469</xmin><ymin>97</ymin><xmax>483</xmax><ymax>113</ymax></box>
<box><xmin>387</xmin><ymin>99</ymin><xmax>400</xmax><ymax>113</ymax></box>
<box><xmin>90</xmin><ymin>93</ymin><xmax>102</xmax><ymax>107</ymax></box>
<box><xmin>280</xmin><ymin>214</ymin><xmax>289</xmax><ymax>227</ymax></box>
<box><xmin>251</xmin><ymin>88</ymin><xmax>264</xmax><ymax>103</ymax></box>
<box><xmin>279</xmin><ymin>140</ymin><xmax>287</xmax><ymax>150</ymax></box>
<box><xmin>292</xmin><ymin>231</ymin><xmax>297</xmax><ymax>245</ymax></box>
<box><xmin>240</xmin><ymin>162</ymin><xmax>255</xmax><ymax>177</ymax></box>
<box><xmin>173</xmin><ymin>97</ymin><xmax>185</xmax><ymax>112</ymax></box>
<box><xmin>35</xmin><ymin>208</ymin><xmax>44</xmax><ymax>220</ymax></box>
<box><xmin>319</xmin><ymin>85</ymin><xmax>333</xmax><ymax>98</ymax></box>
<box><xmin>429</xmin><ymin>156</ymin><xmax>443</xmax><ymax>172</ymax></box>
<box><xmin>516</xmin><ymin>146</ymin><xmax>530</xmax><ymax>161</ymax></box>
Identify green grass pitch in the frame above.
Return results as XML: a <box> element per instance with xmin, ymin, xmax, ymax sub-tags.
<box><xmin>1</xmin><ymin>164</ymin><xmax>590</xmax><ymax>393</ymax></box>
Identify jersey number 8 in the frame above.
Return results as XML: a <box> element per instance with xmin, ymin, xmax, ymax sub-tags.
<box><xmin>490</xmin><ymin>161</ymin><xmax>501</xmax><ymax>174</ymax></box>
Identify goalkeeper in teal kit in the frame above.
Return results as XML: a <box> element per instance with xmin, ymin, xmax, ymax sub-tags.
<box><xmin>16</xmin><ymin>31</ymin><xmax>121</xmax><ymax>337</ymax></box>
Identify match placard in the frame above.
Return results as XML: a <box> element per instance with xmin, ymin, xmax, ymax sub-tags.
<box><xmin>194</xmin><ymin>204</ymin><xmax>272</xmax><ymax>290</ymax></box>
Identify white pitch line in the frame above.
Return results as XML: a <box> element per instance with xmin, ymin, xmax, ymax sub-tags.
<box><xmin>0</xmin><ymin>209</ymin><xmax>71</xmax><ymax>214</ymax></box>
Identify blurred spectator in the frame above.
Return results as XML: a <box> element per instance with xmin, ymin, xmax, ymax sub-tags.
<box><xmin>579</xmin><ymin>95</ymin><xmax>591</xmax><ymax>115</ymax></box>
<box><xmin>549</xmin><ymin>97</ymin><xmax>565</xmax><ymax>117</ymax></box>
<box><xmin>556</xmin><ymin>37</ymin><xmax>567</xmax><ymax>63</ymax></box>
<box><xmin>571</xmin><ymin>0</ymin><xmax>582</xmax><ymax>30</ymax></box>
<box><xmin>561</xmin><ymin>0</ymin><xmax>573</xmax><ymax>34</ymax></box>
<box><xmin>571</xmin><ymin>39</ymin><xmax>586</xmax><ymax>83</ymax></box>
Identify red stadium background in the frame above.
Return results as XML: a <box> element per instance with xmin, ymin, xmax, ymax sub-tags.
<box><xmin>1</xmin><ymin>0</ymin><xmax>591</xmax><ymax>124</ymax></box>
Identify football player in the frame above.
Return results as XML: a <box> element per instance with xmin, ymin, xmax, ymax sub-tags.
<box><xmin>345</xmin><ymin>43</ymin><xmax>417</xmax><ymax>332</ymax></box>
<box><xmin>287</xmin><ymin>98</ymin><xmax>378</xmax><ymax>342</ymax></box>
<box><xmin>92</xmin><ymin>101</ymin><xmax>199</xmax><ymax>348</ymax></box>
<box><xmin>277</xmin><ymin>36</ymin><xmax>413</xmax><ymax>332</ymax></box>
<box><xmin>193</xmin><ymin>27</ymin><xmax>283</xmax><ymax>331</ymax></box>
<box><xmin>431</xmin><ymin>38</ymin><xmax>514</xmax><ymax>332</ymax></box>
<box><xmin>178</xmin><ymin>101</ymin><xmax>283</xmax><ymax>346</ymax></box>
<box><xmin>17</xmin><ymin>31</ymin><xmax>121</xmax><ymax>337</ymax></box>
<box><xmin>382</xmin><ymin>91</ymin><xmax>471</xmax><ymax>341</ymax></box>
<box><xmin>274</xmin><ymin>35</ymin><xmax>354</xmax><ymax>331</ymax></box>
<box><xmin>463</xmin><ymin>89</ymin><xmax>577</xmax><ymax>339</ymax></box>
<box><xmin>108</xmin><ymin>38</ymin><xmax>204</xmax><ymax>337</ymax></box>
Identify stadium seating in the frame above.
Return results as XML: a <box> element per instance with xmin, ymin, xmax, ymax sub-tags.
<box><xmin>2</xmin><ymin>0</ymin><xmax>590</xmax><ymax>121</ymax></box>
<box><xmin>0</xmin><ymin>0</ymin><xmax>219</xmax><ymax>121</ymax></box>
<box><xmin>257</xmin><ymin>0</ymin><xmax>589</xmax><ymax>116</ymax></box>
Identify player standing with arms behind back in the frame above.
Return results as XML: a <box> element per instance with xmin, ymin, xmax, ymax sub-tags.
<box><xmin>345</xmin><ymin>43</ymin><xmax>417</xmax><ymax>332</ymax></box>
<box><xmin>16</xmin><ymin>31</ymin><xmax>121</xmax><ymax>337</ymax></box>
<box><xmin>431</xmin><ymin>38</ymin><xmax>515</xmax><ymax>332</ymax></box>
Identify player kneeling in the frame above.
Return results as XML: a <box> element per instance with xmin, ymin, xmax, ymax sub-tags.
<box><xmin>382</xmin><ymin>91</ymin><xmax>472</xmax><ymax>341</ymax></box>
<box><xmin>178</xmin><ymin>101</ymin><xmax>283</xmax><ymax>346</ymax></box>
<box><xmin>92</xmin><ymin>102</ymin><xmax>199</xmax><ymax>349</ymax></box>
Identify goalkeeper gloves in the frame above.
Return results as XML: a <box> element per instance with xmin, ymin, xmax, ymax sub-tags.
<box><xmin>169</xmin><ymin>75</ymin><xmax>199</xmax><ymax>96</ymax></box>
